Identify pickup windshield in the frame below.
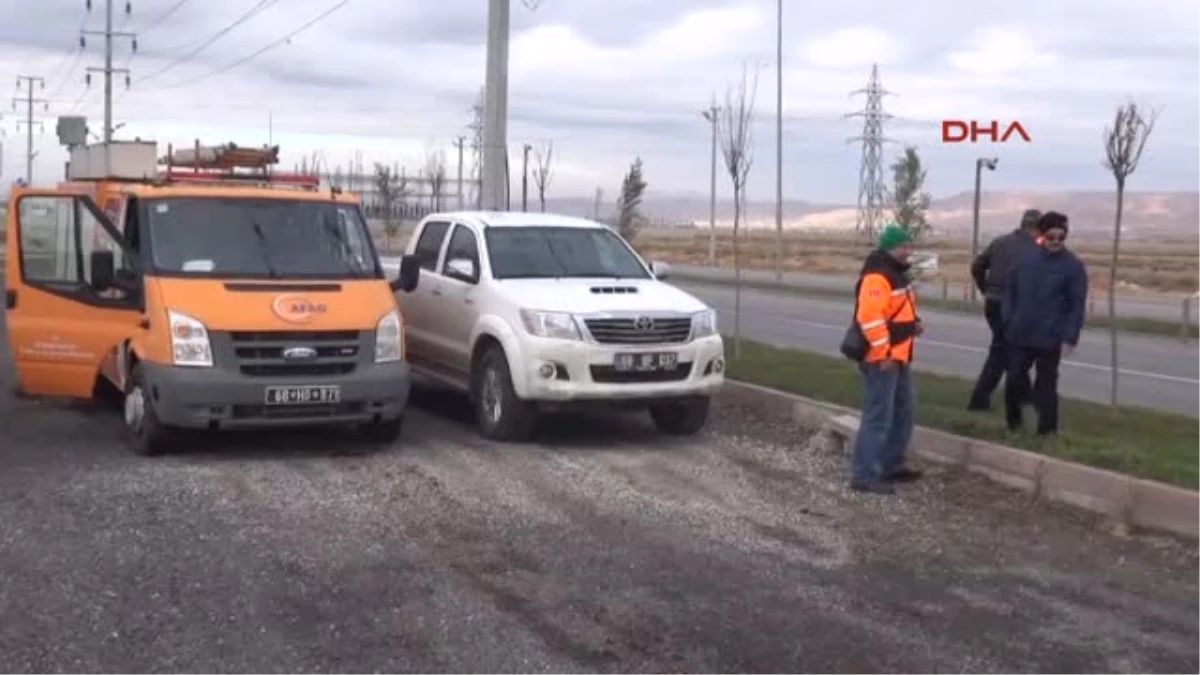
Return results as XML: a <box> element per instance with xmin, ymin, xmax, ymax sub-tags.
<box><xmin>144</xmin><ymin>197</ymin><xmax>377</xmax><ymax>279</ymax></box>
<box><xmin>485</xmin><ymin>226</ymin><xmax>650</xmax><ymax>280</ymax></box>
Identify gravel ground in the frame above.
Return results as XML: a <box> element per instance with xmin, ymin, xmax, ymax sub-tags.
<box><xmin>0</xmin><ymin>333</ymin><xmax>1196</xmax><ymax>672</ymax></box>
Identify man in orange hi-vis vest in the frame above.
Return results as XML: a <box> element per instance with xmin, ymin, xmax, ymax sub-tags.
<box><xmin>849</xmin><ymin>224</ymin><xmax>925</xmax><ymax>495</ymax></box>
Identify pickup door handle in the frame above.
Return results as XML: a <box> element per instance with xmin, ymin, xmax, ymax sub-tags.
<box><xmin>431</xmin><ymin>287</ymin><xmax>443</xmax><ymax>297</ymax></box>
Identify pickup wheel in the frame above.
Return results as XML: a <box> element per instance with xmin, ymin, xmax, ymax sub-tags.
<box><xmin>472</xmin><ymin>345</ymin><xmax>536</xmax><ymax>442</ymax></box>
<box><xmin>124</xmin><ymin>364</ymin><xmax>176</xmax><ymax>456</ymax></box>
<box><xmin>649</xmin><ymin>396</ymin><xmax>711</xmax><ymax>436</ymax></box>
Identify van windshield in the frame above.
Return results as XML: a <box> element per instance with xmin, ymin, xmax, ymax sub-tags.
<box><xmin>484</xmin><ymin>226</ymin><xmax>650</xmax><ymax>280</ymax></box>
<box><xmin>144</xmin><ymin>197</ymin><xmax>378</xmax><ymax>279</ymax></box>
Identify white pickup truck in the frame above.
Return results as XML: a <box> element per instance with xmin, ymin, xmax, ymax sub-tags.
<box><xmin>386</xmin><ymin>211</ymin><xmax>726</xmax><ymax>441</ymax></box>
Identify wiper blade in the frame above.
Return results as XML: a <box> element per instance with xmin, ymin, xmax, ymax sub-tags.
<box><xmin>252</xmin><ymin>221</ymin><xmax>280</xmax><ymax>279</ymax></box>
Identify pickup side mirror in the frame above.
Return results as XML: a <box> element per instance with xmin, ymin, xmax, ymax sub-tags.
<box><xmin>89</xmin><ymin>250</ymin><xmax>115</xmax><ymax>291</ymax></box>
<box><xmin>649</xmin><ymin>260</ymin><xmax>671</xmax><ymax>280</ymax></box>
<box><xmin>390</xmin><ymin>253</ymin><xmax>420</xmax><ymax>293</ymax></box>
<box><xmin>445</xmin><ymin>258</ymin><xmax>478</xmax><ymax>284</ymax></box>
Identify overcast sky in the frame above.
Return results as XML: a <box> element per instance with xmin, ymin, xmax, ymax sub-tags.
<box><xmin>1</xmin><ymin>0</ymin><xmax>1196</xmax><ymax>203</ymax></box>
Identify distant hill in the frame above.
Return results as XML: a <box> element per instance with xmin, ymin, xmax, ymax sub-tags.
<box><xmin>541</xmin><ymin>190</ymin><xmax>1199</xmax><ymax>243</ymax></box>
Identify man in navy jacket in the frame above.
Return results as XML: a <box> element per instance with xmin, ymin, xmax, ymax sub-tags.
<box><xmin>1002</xmin><ymin>211</ymin><xmax>1088</xmax><ymax>436</ymax></box>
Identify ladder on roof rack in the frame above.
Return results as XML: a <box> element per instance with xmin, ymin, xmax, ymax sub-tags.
<box><xmin>159</xmin><ymin>140</ymin><xmax>320</xmax><ymax>189</ymax></box>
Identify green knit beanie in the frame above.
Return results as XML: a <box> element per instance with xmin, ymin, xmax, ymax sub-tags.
<box><xmin>878</xmin><ymin>223</ymin><xmax>914</xmax><ymax>252</ymax></box>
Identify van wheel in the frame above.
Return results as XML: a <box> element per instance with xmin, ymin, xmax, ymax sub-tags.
<box><xmin>356</xmin><ymin>414</ymin><xmax>404</xmax><ymax>445</ymax></box>
<box><xmin>472</xmin><ymin>345</ymin><xmax>536</xmax><ymax>442</ymax></box>
<box><xmin>125</xmin><ymin>364</ymin><xmax>175</xmax><ymax>456</ymax></box>
<box><xmin>649</xmin><ymin>396</ymin><xmax>710</xmax><ymax>435</ymax></box>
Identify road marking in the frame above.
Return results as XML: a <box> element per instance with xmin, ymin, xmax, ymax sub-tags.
<box><xmin>711</xmin><ymin>308</ymin><xmax>1200</xmax><ymax>385</ymax></box>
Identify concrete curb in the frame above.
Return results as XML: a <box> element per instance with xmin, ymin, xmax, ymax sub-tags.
<box><xmin>717</xmin><ymin>379</ymin><xmax>1199</xmax><ymax>540</ymax></box>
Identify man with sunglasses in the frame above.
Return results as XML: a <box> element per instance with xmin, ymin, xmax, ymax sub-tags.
<box><xmin>1001</xmin><ymin>211</ymin><xmax>1089</xmax><ymax>437</ymax></box>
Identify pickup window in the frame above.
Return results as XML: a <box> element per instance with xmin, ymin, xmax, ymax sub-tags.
<box><xmin>484</xmin><ymin>226</ymin><xmax>650</xmax><ymax>280</ymax></box>
<box><xmin>413</xmin><ymin>221</ymin><xmax>450</xmax><ymax>271</ymax></box>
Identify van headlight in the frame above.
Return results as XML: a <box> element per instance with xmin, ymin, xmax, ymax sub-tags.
<box><xmin>168</xmin><ymin>310</ymin><xmax>213</xmax><ymax>367</ymax></box>
<box><xmin>692</xmin><ymin>309</ymin><xmax>718</xmax><ymax>338</ymax></box>
<box><xmin>520</xmin><ymin>309</ymin><xmax>580</xmax><ymax>340</ymax></box>
<box><xmin>374</xmin><ymin>309</ymin><xmax>403</xmax><ymax>363</ymax></box>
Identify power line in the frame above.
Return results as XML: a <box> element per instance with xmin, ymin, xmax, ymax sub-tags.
<box><xmin>140</xmin><ymin>0</ymin><xmax>195</xmax><ymax>33</ymax></box>
<box><xmin>136</xmin><ymin>0</ymin><xmax>279</xmax><ymax>84</ymax></box>
<box><xmin>145</xmin><ymin>0</ymin><xmax>355</xmax><ymax>92</ymax></box>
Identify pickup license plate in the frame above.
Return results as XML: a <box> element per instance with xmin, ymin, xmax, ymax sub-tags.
<box><xmin>614</xmin><ymin>352</ymin><xmax>678</xmax><ymax>372</ymax></box>
<box><xmin>264</xmin><ymin>385</ymin><xmax>342</xmax><ymax>405</ymax></box>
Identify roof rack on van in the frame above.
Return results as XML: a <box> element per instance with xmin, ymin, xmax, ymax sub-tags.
<box><xmin>158</xmin><ymin>139</ymin><xmax>321</xmax><ymax>190</ymax></box>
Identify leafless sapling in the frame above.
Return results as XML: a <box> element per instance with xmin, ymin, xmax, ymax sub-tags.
<box><xmin>532</xmin><ymin>141</ymin><xmax>555</xmax><ymax>212</ymax></box>
<box><xmin>1102</xmin><ymin>100</ymin><xmax>1158</xmax><ymax>406</ymax></box>
<box><xmin>719</xmin><ymin>62</ymin><xmax>760</xmax><ymax>359</ymax></box>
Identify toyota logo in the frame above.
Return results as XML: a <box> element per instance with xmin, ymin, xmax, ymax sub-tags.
<box><xmin>634</xmin><ymin>316</ymin><xmax>654</xmax><ymax>331</ymax></box>
<box><xmin>283</xmin><ymin>346</ymin><xmax>318</xmax><ymax>360</ymax></box>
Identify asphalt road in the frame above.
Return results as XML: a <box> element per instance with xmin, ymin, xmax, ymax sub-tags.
<box><xmin>670</xmin><ymin>263</ymin><xmax>1198</xmax><ymax>327</ymax></box>
<box><xmin>676</xmin><ymin>281</ymin><xmax>1200</xmax><ymax>417</ymax></box>
<box><xmin>1</xmin><ymin>312</ymin><xmax>1198</xmax><ymax>671</ymax></box>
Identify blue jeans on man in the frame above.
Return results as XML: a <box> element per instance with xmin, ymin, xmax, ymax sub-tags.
<box><xmin>850</xmin><ymin>362</ymin><xmax>919</xmax><ymax>492</ymax></box>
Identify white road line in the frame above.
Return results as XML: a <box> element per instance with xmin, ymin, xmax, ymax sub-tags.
<box><xmin>712</xmin><ymin>308</ymin><xmax>1200</xmax><ymax>386</ymax></box>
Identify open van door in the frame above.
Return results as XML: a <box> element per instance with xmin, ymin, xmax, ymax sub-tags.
<box><xmin>4</xmin><ymin>189</ymin><xmax>142</xmax><ymax>399</ymax></box>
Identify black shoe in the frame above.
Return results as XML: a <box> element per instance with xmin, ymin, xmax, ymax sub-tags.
<box><xmin>849</xmin><ymin>480</ymin><xmax>896</xmax><ymax>495</ymax></box>
<box><xmin>883</xmin><ymin>467</ymin><xmax>924</xmax><ymax>483</ymax></box>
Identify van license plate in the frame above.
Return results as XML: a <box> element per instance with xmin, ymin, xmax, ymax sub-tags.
<box><xmin>614</xmin><ymin>352</ymin><xmax>678</xmax><ymax>372</ymax></box>
<box><xmin>264</xmin><ymin>385</ymin><xmax>342</xmax><ymax>405</ymax></box>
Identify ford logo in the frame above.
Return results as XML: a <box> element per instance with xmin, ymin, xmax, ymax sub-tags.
<box><xmin>282</xmin><ymin>346</ymin><xmax>318</xmax><ymax>360</ymax></box>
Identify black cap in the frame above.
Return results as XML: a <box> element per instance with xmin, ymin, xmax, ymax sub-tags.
<box><xmin>1038</xmin><ymin>211</ymin><xmax>1069</xmax><ymax>234</ymax></box>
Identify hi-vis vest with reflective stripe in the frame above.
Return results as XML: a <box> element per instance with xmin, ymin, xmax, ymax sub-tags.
<box><xmin>855</xmin><ymin>270</ymin><xmax>920</xmax><ymax>364</ymax></box>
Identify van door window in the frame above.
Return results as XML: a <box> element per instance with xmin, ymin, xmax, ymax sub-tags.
<box><xmin>413</xmin><ymin>221</ymin><xmax>450</xmax><ymax>271</ymax></box>
<box><xmin>19</xmin><ymin>196</ymin><xmax>124</xmax><ymax>290</ymax></box>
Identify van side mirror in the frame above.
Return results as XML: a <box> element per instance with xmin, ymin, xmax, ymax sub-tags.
<box><xmin>650</xmin><ymin>260</ymin><xmax>671</xmax><ymax>280</ymax></box>
<box><xmin>89</xmin><ymin>250</ymin><xmax>115</xmax><ymax>291</ymax></box>
<box><xmin>390</xmin><ymin>254</ymin><xmax>420</xmax><ymax>293</ymax></box>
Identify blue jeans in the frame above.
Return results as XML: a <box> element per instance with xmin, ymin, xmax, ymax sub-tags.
<box><xmin>850</xmin><ymin>362</ymin><xmax>915</xmax><ymax>483</ymax></box>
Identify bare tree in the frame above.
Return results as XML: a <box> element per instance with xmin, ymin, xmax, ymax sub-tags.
<box><xmin>424</xmin><ymin>149</ymin><xmax>448</xmax><ymax>211</ymax></box>
<box><xmin>374</xmin><ymin>162</ymin><xmax>405</xmax><ymax>251</ymax></box>
<box><xmin>615</xmin><ymin>157</ymin><xmax>647</xmax><ymax>241</ymax></box>
<box><xmin>719</xmin><ymin>63</ymin><xmax>760</xmax><ymax>359</ymax></box>
<box><xmin>331</xmin><ymin>165</ymin><xmax>345</xmax><ymax>190</ymax></box>
<box><xmin>1102</xmin><ymin>101</ymin><xmax>1158</xmax><ymax>406</ymax></box>
<box><xmin>531</xmin><ymin>141</ymin><xmax>555</xmax><ymax>212</ymax></box>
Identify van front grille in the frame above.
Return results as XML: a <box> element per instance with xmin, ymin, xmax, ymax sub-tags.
<box><xmin>228</xmin><ymin>330</ymin><xmax>362</xmax><ymax>377</ymax></box>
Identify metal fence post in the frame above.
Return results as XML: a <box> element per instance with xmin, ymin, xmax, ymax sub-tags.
<box><xmin>1182</xmin><ymin>297</ymin><xmax>1192</xmax><ymax>341</ymax></box>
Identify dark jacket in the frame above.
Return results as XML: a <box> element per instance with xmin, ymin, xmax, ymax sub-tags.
<box><xmin>971</xmin><ymin>229</ymin><xmax>1042</xmax><ymax>301</ymax></box>
<box><xmin>1002</xmin><ymin>247</ymin><xmax>1089</xmax><ymax>350</ymax></box>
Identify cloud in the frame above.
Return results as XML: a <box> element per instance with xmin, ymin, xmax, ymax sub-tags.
<box><xmin>0</xmin><ymin>0</ymin><xmax>1195</xmax><ymax>205</ymax></box>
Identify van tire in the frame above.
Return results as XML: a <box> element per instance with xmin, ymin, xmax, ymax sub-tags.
<box><xmin>356</xmin><ymin>414</ymin><xmax>404</xmax><ymax>445</ymax></box>
<box><xmin>472</xmin><ymin>345</ymin><xmax>536</xmax><ymax>442</ymax></box>
<box><xmin>649</xmin><ymin>396</ymin><xmax>710</xmax><ymax>436</ymax></box>
<box><xmin>125</xmin><ymin>364</ymin><xmax>175</xmax><ymax>456</ymax></box>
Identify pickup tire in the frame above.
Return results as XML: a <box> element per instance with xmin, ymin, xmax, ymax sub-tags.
<box><xmin>472</xmin><ymin>345</ymin><xmax>536</xmax><ymax>442</ymax></box>
<box><xmin>124</xmin><ymin>363</ymin><xmax>176</xmax><ymax>456</ymax></box>
<box><xmin>649</xmin><ymin>396</ymin><xmax>710</xmax><ymax>436</ymax></box>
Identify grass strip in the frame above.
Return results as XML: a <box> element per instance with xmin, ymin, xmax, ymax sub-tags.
<box><xmin>723</xmin><ymin>336</ymin><xmax>1199</xmax><ymax>490</ymax></box>
<box><xmin>675</xmin><ymin>273</ymin><xmax>1198</xmax><ymax>340</ymax></box>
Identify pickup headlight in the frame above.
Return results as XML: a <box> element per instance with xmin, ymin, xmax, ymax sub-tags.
<box><xmin>692</xmin><ymin>309</ymin><xmax>718</xmax><ymax>338</ymax></box>
<box><xmin>374</xmin><ymin>309</ymin><xmax>403</xmax><ymax>363</ymax></box>
<box><xmin>168</xmin><ymin>310</ymin><xmax>213</xmax><ymax>367</ymax></box>
<box><xmin>520</xmin><ymin>309</ymin><xmax>580</xmax><ymax>340</ymax></box>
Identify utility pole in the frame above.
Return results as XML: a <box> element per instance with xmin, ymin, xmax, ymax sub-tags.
<box><xmin>82</xmin><ymin>0</ymin><xmax>137</xmax><ymax>144</ymax></box>
<box><xmin>13</xmin><ymin>76</ymin><xmax>48</xmax><ymax>185</ymax></box>
<box><xmin>454</xmin><ymin>136</ymin><xmax>466</xmax><ymax>210</ymax></box>
<box><xmin>520</xmin><ymin>142</ymin><xmax>531</xmax><ymax>212</ymax></box>
<box><xmin>970</xmin><ymin>157</ymin><xmax>998</xmax><ymax>303</ymax></box>
<box><xmin>592</xmin><ymin>187</ymin><xmax>603</xmax><ymax>221</ymax></box>
<box><xmin>701</xmin><ymin>102</ymin><xmax>719</xmax><ymax>266</ymax></box>
<box><xmin>481</xmin><ymin>0</ymin><xmax>510</xmax><ymax>211</ymax></box>
<box><xmin>774</xmin><ymin>0</ymin><xmax>784</xmax><ymax>281</ymax></box>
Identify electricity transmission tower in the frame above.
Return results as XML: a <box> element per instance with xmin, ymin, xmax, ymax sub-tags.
<box><xmin>845</xmin><ymin>63</ymin><xmax>893</xmax><ymax>244</ymax></box>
